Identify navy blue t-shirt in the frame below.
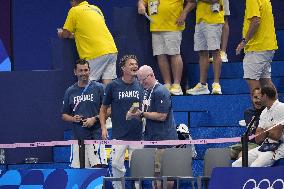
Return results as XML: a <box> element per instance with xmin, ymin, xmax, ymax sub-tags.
<box><xmin>61</xmin><ymin>81</ymin><xmax>104</xmax><ymax>140</ymax></box>
<box><xmin>103</xmin><ymin>78</ymin><xmax>143</xmax><ymax>141</ymax></box>
<box><xmin>143</xmin><ymin>83</ymin><xmax>178</xmax><ymax>141</ymax></box>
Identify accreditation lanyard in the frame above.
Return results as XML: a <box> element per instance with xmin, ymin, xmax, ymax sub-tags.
<box><xmin>142</xmin><ymin>81</ymin><xmax>158</xmax><ymax>113</ymax></box>
<box><xmin>72</xmin><ymin>81</ymin><xmax>91</xmax><ymax>112</ymax></box>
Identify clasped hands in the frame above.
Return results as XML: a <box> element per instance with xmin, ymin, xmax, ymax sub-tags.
<box><xmin>126</xmin><ymin>109</ymin><xmax>143</xmax><ymax>120</ymax></box>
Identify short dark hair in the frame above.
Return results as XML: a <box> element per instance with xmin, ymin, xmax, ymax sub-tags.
<box><xmin>74</xmin><ymin>59</ymin><xmax>90</xmax><ymax>69</ymax></box>
<box><xmin>119</xmin><ymin>54</ymin><xmax>138</xmax><ymax>68</ymax></box>
<box><xmin>261</xmin><ymin>85</ymin><xmax>277</xmax><ymax>99</ymax></box>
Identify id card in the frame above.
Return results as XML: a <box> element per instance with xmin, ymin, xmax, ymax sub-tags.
<box><xmin>211</xmin><ymin>3</ymin><xmax>220</xmax><ymax>13</ymax></box>
<box><xmin>150</xmin><ymin>0</ymin><xmax>158</xmax><ymax>15</ymax></box>
<box><xmin>143</xmin><ymin>99</ymin><xmax>150</xmax><ymax>106</ymax></box>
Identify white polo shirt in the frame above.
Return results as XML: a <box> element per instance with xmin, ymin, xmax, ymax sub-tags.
<box><xmin>259</xmin><ymin>99</ymin><xmax>284</xmax><ymax>160</ymax></box>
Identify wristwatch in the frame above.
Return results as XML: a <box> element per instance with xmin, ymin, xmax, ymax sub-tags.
<box><xmin>242</xmin><ymin>38</ymin><xmax>247</xmax><ymax>44</ymax></box>
<box><xmin>140</xmin><ymin>112</ymin><xmax>144</xmax><ymax>118</ymax></box>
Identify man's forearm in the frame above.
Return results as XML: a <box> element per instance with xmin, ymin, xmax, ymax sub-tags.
<box><xmin>183</xmin><ymin>1</ymin><xmax>197</xmax><ymax>14</ymax></box>
<box><xmin>62</xmin><ymin>114</ymin><xmax>75</xmax><ymax>122</ymax></box>
<box><xmin>244</xmin><ymin>17</ymin><xmax>260</xmax><ymax>42</ymax></box>
<box><xmin>255</xmin><ymin>128</ymin><xmax>267</xmax><ymax>144</ymax></box>
<box><xmin>99</xmin><ymin>106</ymin><xmax>108</xmax><ymax>129</ymax></box>
<box><xmin>143</xmin><ymin>112</ymin><xmax>167</xmax><ymax>122</ymax></box>
<box><xmin>267</xmin><ymin>125</ymin><xmax>283</xmax><ymax>141</ymax></box>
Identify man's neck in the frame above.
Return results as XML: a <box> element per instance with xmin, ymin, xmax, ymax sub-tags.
<box><xmin>122</xmin><ymin>75</ymin><xmax>135</xmax><ymax>84</ymax></box>
<box><xmin>147</xmin><ymin>80</ymin><xmax>158</xmax><ymax>90</ymax></box>
<box><xmin>267</xmin><ymin>99</ymin><xmax>277</xmax><ymax>110</ymax></box>
<box><xmin>78</xmin><ymin>80</ymin><xmax>89</xmax><ymax>87</ymax></box>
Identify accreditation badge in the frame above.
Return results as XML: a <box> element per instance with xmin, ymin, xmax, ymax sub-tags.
<box><xmin>143</xmin><ymin>99</ymin><xmax>150</xmax><ymax>106</ymax></box>
<box><xmin>149</xmin><ymin>0</ymin><xmax>158</xmax><ymax>15</ymax></box>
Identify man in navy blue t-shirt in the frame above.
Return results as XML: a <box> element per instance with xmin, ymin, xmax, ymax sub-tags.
<box><xmin>136</xmin><ymin>65</ymin><xmax>177</xmax><ymax>141</ymax></box>
<box><xmin>100</xmin><ymin>55</ymin><xmax>143</xmax><ymax>189</ymax></box>
<box><xmin>61</xmin><ymin>59</ymin><xmax>107</xmax><ymax>168</ymax></box>
<box><xmin>135</xmin><ymin>65</ymin><xmax>177</xmax><ymax>189</ymax></box>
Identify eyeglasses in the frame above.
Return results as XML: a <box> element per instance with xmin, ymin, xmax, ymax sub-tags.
<box><xmin>138</xmin><ymin>74</ymin><xmax>151</xmax><ymax>83</ymax></box>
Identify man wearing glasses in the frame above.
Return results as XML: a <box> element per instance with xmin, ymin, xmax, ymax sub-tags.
<box><xmin>132</xmin><ymin>65</ymin><xmax>177</xmax><ymax>189</ymax></box>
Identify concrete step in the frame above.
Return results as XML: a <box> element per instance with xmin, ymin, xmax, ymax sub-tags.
<box><xmin>172</xmin><ymin>94</ymin><xmax>284</xmax><ymax>126</ymax></box>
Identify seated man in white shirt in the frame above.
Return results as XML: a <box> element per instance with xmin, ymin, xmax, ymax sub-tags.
<box><xmin>232</xmin><ymin>85</ymin><xmax>284</xmax><ymax>167</ymax></box>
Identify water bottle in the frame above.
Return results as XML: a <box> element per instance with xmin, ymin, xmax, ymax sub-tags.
<box><xmin>0</xmin><ymin>149</ymin><xmax>5</xmax><ymax>164</ymax></box>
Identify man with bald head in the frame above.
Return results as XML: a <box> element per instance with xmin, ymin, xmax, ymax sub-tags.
<box><xmin>136</xmin><ymin>65</ymin><xmax>177</xmax><ymax>141</ymax></box>
<box><xmin>132</xmin><ymin>65</ymin><xmax>177</xmax><ymax>188</ymax></box>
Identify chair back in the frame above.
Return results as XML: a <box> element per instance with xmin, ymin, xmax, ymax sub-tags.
<box><xmin>203</xmin><ymin>148</ymin><xmax>231</xmax><ymax>177</ymax></box>
<box><xmin>130</xmin><ymin>148</ymin><xmax>156</xmax><ymax>177</ymax></box>
<box><xmin>161</xmin><ymin>148</ymin><xmax>193</xmax><ymax>177</ymax></box>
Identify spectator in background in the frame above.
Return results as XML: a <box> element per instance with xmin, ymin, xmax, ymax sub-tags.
<box><xmin>58</xmin><ymin>0</ymin><xmax>118</xmax><ymax>85</ymax></box>
<box><xmin>209</xmin><ymin>0</ymin><xmax>230</xmax><ymax>63</ymax></box>
<box><xmin>130</xmin><ymin>65</ymin><xmax>178</xmax><ymax>189</ymax></box>
<box><xmin>236</xmin><ymin>0</ymin><xmax>278</xmax><ymax>95</ymax></box>
<box><xmin>232</xmin><ymin>85</ymin><xmax>284</xmax><ymax>167</ymax></box>
<box><xmin>230</xmin><ymin>88</ymin><xmax>265</xmax><ymax>159</ymax></box>
<box><xmin>61</xmin><ymin>59</ymin><xmax>107</xmax><ymax>168</ymax></box>
<box><xmin>185</xmin><ymin>0</ymin><xmax>224</xmax><ymax>95</ymax></box>
<box><xmin>100</xmin><ymin>55</ymin><xmax>143</xmax><ymax>189</ymax></box>
<box><xmin>220</xmin><ymin>0</ymin><xmax>230</xmax><ymax>62</ymax></box>
<box><xmin>137</xmin><ymin>0</ymin><xmax>193</xmax><ymax>95</ymax></box>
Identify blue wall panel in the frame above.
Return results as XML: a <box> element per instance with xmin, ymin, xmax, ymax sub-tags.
<box><xmin>0</xmin><ymin>71</ymin><xmax>70</xmax><ymax>163</ymax></box>
<box><xmin>0</xmin><ymin>37</ymin><xmax>79</xmax><ymax>164</ymax></box>
<box><xmin>12</xmin><ymin>0</ymin><xmax>70</xmax><ymax>70</ymax></box>
<box><xmin>0</xmin><ymin>0</ymin><xmax>11</xmax><ymax>57</ymax></box>
<box><xmin>274</xmin><ymin>30</ymin><xmax>284</xmax><ymax>61</ymax></box>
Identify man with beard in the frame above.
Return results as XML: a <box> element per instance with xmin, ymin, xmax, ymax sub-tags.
<box><xmin>62</xmin><ymin>59</ymin><xmax>107</xmax><ymax>168</ymax></box>
<box><xmin>232</xmin><ymin>85</ymin><xmax>284</xmax><ymax>167</ymax></box>
<box><xmin>230</xmin><ymin>88</ymin><xmax>265</xmax><ymax>159</ymax></box>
